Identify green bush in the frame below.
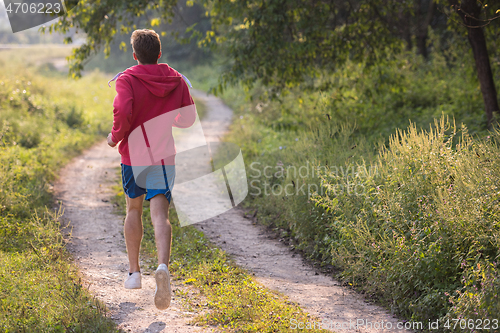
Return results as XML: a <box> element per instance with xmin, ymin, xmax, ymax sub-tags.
<box><xmin>241</xmin><ymin>116</ymin><xmax>500</xmax><ymax>327</ymax></box>
<box><xmin>314</xmin><ymin>117</ymin><xmax>500</xmax><ymax>319</ymax></box>
<box><xmin>0</xmin><ymin>53</ymin><xmax>118</xmax><ymax>331</ymax></box>
<box><xmin>446</xmin><ymin>261</ymin><xmax>500</xmax><ymax>326</ymax></box>
<box><xmin>65</xmin><ymin>106</ymin><xmax>86</xmax><ymax>128</ymax></box>
<box><xmin>210</xmin><ymin>46</ymin><xmax>500</xmax><ymax>329</ymax></box>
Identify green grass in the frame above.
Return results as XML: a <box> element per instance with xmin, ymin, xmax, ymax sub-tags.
<box><xmin>178</xmin><ymin>48</ymin><xmax>500</xmax><ymax>330</ymax></box>
<box><xmin>193</xmin><ymin>96</ymin><xmax>207</xmax><ymax>120</ymax></box>
<box><xmin>245</xmin><ymin>117</ymin><xmax>500</xmax><ymax>324</ymax></box>
<box><xmin>0</xmin><ymin>45</ymin><xmax>73</xmax><ymax>69</ymax></box>
<box><xmin>0</xmin><ymin>48</ymin><xmax>120</xmax><ymax>332</ymax></box>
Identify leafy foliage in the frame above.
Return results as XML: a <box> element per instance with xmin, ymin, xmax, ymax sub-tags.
<box><xmin>199</xmin><ymin>0</ymin><xmax>500</xmax><ymax>100</ymax></box>
<box><xmin>83</xmin><ymin>1</ymin><xmax>213</xmax><ymax>75</ymax></box>
<box><xmin>200</xmin><ymin>0</ymin><xmax>407</xmax><ymax>93</ymax></box>
<box><xmin>212</xmin><ymin>46</ymin><xmax>500</xmax><ymax>326</ymax></box>
<box><xmin>47</xmin><ymin>0</ymin><xmax>214</xmax><ymax>77</ymax></box>
<box><xmin>0</xmin><ymin>49</ymin><xmax>117</xmax><ymax>331</ymax></box>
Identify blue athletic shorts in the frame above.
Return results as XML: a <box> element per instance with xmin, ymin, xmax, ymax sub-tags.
<box><xmin>121</xmin><ymin>163</ymin><xmax>175</xmax><ymax>203</ymax></box>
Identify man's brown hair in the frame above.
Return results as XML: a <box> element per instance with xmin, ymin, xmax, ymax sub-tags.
<box><xmin>130</xmin><ymin>29</ymin><xmax>161</xmax><ymax>65</ymax></box>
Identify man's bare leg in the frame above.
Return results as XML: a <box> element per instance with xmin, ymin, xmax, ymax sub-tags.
<box><xmin>150</xmin><ymin>193</ymin><xmax>172</xmax><ymax>309</ymax></box>
<box><xmin>149</xmin><ymin>194</ymin><xmax>172</xmax><ymax>266</ymax></box>
<box><xmin>124</xmin><ymin>195</ymin><xmax>144</xmax><ymax>273</ymax></box>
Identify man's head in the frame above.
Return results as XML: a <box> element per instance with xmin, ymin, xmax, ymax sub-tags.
<box><xmin>130</xmin><ymin>29</ymin><xmax>162</xmax><ymax>65</ymax></box>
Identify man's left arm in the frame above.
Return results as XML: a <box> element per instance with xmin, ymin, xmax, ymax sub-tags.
<box><xmin>172</xmin><ymin>81</ymin><xmax>196</xmax><ymax>129</ymax></box>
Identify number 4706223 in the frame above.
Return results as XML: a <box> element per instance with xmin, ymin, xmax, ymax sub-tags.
<box><xmin>5</xmin><ymin>2</ymin><xmax>62</xmax><ymax>14</ymax></box>
<box><xmin>444</xmin><ymin>318</ymin><xmax>498</xmax><ymax>331</ymax></box>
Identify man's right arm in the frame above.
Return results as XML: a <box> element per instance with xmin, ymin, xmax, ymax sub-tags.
<box><xmin>110</xmin><ymin>77</ymin><xmax>134</xmax><ymax>144</ymax></box>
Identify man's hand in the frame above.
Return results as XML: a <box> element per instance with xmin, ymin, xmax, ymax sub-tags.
<box><xmin>107</xmin><ymin>133</ymin><xmax>117</xmax><ymax>148</ymax></box>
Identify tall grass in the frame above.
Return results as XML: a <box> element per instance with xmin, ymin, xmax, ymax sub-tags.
<box><xmin>242</xmin><ymin>113</ymin><xmax>500</xmax><ymax>326</ymax></box>
<box><xmin>201</xmin><ymin>46</ymin><xmax>500</xmax><ymax>329</ymax></box>
<box><xmin>0</xmin><ymin>48</ymin><xmax>119</xmax><ymax>331</ymax></box>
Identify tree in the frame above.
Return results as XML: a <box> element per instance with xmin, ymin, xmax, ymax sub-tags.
<box><xmin>81</xmin><ymin>1</ymin><xmax>212</xmax><ymax>74</ymax></box>
<box><xmin>50</xmin><ymin>0</ymin><xmax>440</xmax><ymax>88</ymax></box>
<box><xmin>50</xmin><ymin>0</ymin><xmax>500</xmax><ymax>125</ymax></box>
<box><xmin>45</xmin><ymin>0</ymin><xmax>180</xmax><ymax>77</ymax></box>
<box><xmin>199</xmin><ymin>0</ymin><xmax>412</xmax><ymax>94</ymax></box>
<box><xmin>200</xmin><ymin>0</ymin><xmax>499</xmax><ymax>124</ymax></box>
<box><xmin>447</xmin><ymin>0</ymin><xmax>499</xmax><ymax>127</ymax></box>
<box><xmin>415</xmin><ymin>0</ymin><xmax>436</xmax><ymax>58</ymax></box>
<box><xmin>52</xmin><ymin>1</ymin><xmax>428</xmax><ymax>85</ymax></box>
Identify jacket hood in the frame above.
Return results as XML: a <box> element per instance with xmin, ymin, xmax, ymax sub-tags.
<box><xmin>122</xmin><ymin>64</ymin><xmax>181</xmax><ymax>97</ymax></box>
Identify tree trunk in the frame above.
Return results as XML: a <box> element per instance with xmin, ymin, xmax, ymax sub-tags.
<box><xmin>399</xmin><ymin>9</ymin><xmax>413</xmax><ymax>51</ymax></box>
<box><xmin>449</xmin><ymin>0</ymin><xmax>499</xmax><ymax>127</ymax></box>
<box><xmin>416</xmin><ymin>0</ymin><xmax>435</xmax><ymax>59</ymax></box>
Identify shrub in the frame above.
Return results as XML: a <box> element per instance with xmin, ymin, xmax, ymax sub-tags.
<box><xmin>243</xmin><ymin>116</ymin><xmax>500</xmax><ymax>326</ymax></box>
<box><xmin>65</xmin><ymin>106</ymin><xmax>85</xmax><ymax>128</ymax></box>
<box><xmin>214</xmin><ymin>43</ymin><xmax>500</xmax><ymax>327</ymax></box>
<box><xmin>0</xmin><ymin>58</ymin><xmax>118</xmax><ymax>331</ymax></box>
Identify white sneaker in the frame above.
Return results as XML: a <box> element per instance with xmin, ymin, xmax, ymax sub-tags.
<box><xmin>154</xmin><ymin>263</ymin><xmax>171</xmax><ymax>310</ymax></box>
<box><xmin>124</xmin><ymin>272</ymin><xmax>141</xmax><ymax>289</ymax></box>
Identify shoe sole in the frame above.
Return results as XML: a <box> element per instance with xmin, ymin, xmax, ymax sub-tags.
<box><xmin>124</xmin><ymin>274</ymin><xmax>141</xmax><ymax>289</ymax></box>
<box><xmin>154</xmin><ymin>268</ymin><xmax>171</xmax><ymax>310</ymax></box>
<box><xmin>124</xmin><ymin>282</ymin><xmax>141</xmax><ymax>289</ymax></box>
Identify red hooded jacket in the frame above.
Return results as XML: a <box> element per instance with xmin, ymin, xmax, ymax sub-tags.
<box><xmin>110</xmin><ymin>64</ymin><xmax>196</xmax><ymax>166</ymax></box>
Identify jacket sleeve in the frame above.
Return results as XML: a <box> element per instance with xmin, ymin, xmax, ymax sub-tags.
<box><xmin>172</xmin><ymin>80</ymin><xmax>196</xmax><ymax>128</ymax></box>
<box><xmin>110</xmin><ymin>77</ymin><xmax>133</xmax><ymax>143</ymax></box>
